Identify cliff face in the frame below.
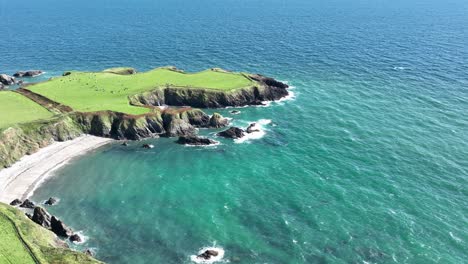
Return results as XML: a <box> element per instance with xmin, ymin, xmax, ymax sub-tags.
<box><xmin>0</xmin><ymin>116</ymin><xmax>82</xmax><ymax>168</ymax></box>
<box><xmin>0</xmin><ymin>108</ymin><xmax>225</xmax><ymax>168</ymax></box>
<box><xmin>128</xmin><ymin>74</ymin><xmax>289</xmax><ymax>108</ymax></box>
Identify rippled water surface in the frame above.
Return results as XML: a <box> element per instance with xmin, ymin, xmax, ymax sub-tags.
<box><xmin>1</xmin><ymin>0</ymin><xmax>467</xmax><ymax>263</ymax></box>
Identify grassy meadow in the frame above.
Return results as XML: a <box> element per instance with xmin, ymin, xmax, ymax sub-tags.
<box><xmin>28</xmin><ymin>68</ymin><xmax>254</xmax><ymax>114</ymax></box>
<box><xmin>0</xmin><ymin>91</ymin><xmax>54</xmax><ymax>129</ymax></box>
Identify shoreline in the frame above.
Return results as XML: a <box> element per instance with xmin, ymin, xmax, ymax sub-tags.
<box><xmin>0</xmin><ymin>135</ymin><xmax>113</xmax><ymax>204</ymax></box>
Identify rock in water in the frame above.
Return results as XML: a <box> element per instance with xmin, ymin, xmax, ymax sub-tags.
<box><xmin>10</xmin><ymin>199</ymin><xmax>22</xmax><ymax>206</ymax></box>
<box><xmin>217</xmin><ymin>127</ymin><xmax>245</xmax><ymax>139</ymax></box>
<box><xmin>198</xmin><ymin>249</ymin><xmax>219</xmax><ymax>260</ymax></box>
<box><xmin>19</xmin><ymin>199</ymin><xmax>35</xmax><ymax>209</ymax></box>
<box><xmin>230</xmin><ymin>110</ymin><xmax>241</xmax><ymax>115</ymax></box>
<box><xmin>142</xmin><ymin>144</ymin><xmax>154</xmax><ymax>149</ymax></box>
<box><xmin>209</xmin><ymin>113</ymin><xmax>228</xmax><ymax>128</ymax></box>
<box><xmin>31</xmin><ymin>207</ymin><xmax>52</xmax><ymax>228</ymax></box>
<box><xmin>122</xmin><ymin>141</ymin><xmax>129</xmax><ymax>146</ymax></box>
<box><xmin>69</xmin><ymin>234</ymin><xmax>82</xmax><ymax>243</ymax></box>
<box><xmin>177</xmin><ymin>136</ymin><xmax>217</xmax><ymax>146</ymax></box>
<box><xmin>246</xmin><ymin>123</ymin><xmax>260</xmax><ymax>133</ymax></box>
<box><xmin>0</xmin><ymin>83</ymin><xmax>4</xmax><ymax>90</ymax></box>
<box><xmin>83</xmin><ymin>249</ymin><xmax>94</xmax><ymax>256</ymax></box>
<box><xmin>51</xmin><ymin>216</ymin><xmax>73</xmax><ymax>237</ymax></box>
<box><xmin>44</xmin><ymin>197</ymin><xmax>58</xmax><ymax>205</ymax></box>
<box><xmin>0</xmin><ymin>74</ymin><xmax>16</xmax><ymax>85</ymax></box>
<box><xmin>13</xmin><ymin>70</ymin><xmax>43</xmax><ymax>77</ymax></box>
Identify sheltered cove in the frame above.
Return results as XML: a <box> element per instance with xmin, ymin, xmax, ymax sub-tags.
<box><xmin>0</xmin><ymin>66</ymin><xmax>289</xmax><ymax>263</ymax></box>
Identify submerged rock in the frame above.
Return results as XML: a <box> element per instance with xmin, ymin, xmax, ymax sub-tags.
<box><xmin>209</xmin><ymin>113</ymin><xmax>228</xmax><ymax>128</ymax></box>
<box><xmin>0</xmin><ymin>74</ymin><xmax>15</xmax><ymax>85</ymax></box>
<box><xmin>217</xmin><ymin>127</ymin><xmax>245</xmax><ymax>139</ymax></box>
<box><xmin>31</xmin><ymin>207</ymin><xmax>52</xmax><ymax>228</ymax></box>
<box><xmin>142</xmin><ymin>144</ymin><xmax>154</xmax><ymax>149</ymax></box>
<box><xmin>176</xmin><ymin>136</ymin><xmax>217</xmax><ymax>146</ymax></box>
<box><xmin>19</xmin><ymin>199</ymin><xmax>35</xmax><ymax>209</ymax></box>
<box><xmin>230</xmin><ymin>110</ymin><xmax>241</xmax><ymax>115</ymax></box>
<box><xmin>10</xmin><ymin>199</ymin><xmax>22</xmax><ymax>206</ymax></box>
<box><xmin>69</xmin><ymin>234</ymin><xmax>82</xmax><ymax>243</ymax></box>
<box><xmin>44</xmin><ymin>197</ymin><xmax>58</xmax><ymax>206</ymax></box>
<box><xmin>51</xmin><ymin>216</ymin><xmax>73</xmax><ymax>238</ymax></box>
<box><xmin>198</xmin><ymin>249</ymin><xmax>219</xmax><ymax>260</ymax></box>
<box><xmin>246</xmin><ymin>123</ymin><xmax>260</xmax><ymax>133</ymax></box>
<box><xmin>13</xmin><ymin>70</ymin><xmax>43</xmax><ymax>77</ymax></box>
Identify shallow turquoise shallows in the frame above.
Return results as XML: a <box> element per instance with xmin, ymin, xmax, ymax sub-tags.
<box><xmin>1</xmin><ymin>0</ymin><xmax>466</xmax><ymax>263</ymax></box>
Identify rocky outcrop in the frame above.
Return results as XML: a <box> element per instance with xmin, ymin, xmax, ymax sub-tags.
<box><xmin>51</xmin><ymin>216</ymin><xmax>73</xmax><ymax>237</ymax></box>
<box><xmin>0</xmin><ymin>74</ymin><xmax>16</xmax><ymax>85</ymax></box>
<box><xmin>176</xmin><ymin>135</ymin><xmax>217</xmax><ymax>146</ymax></box>
<box><xmin>13</xmin><ymin>70</ymin><xmax>43</xmax><ymax>77</ymax></box>
<box><xmin>19</xmin><ymin>199</ymin><xmax>35</xmax><ymax>209</ymax></box>
<box><xmin>69</xmin><ymin>234</ymin><xmax>82</xmax><ymax>243</ymax></box>
<box><xmin>45</xmin><ymin>197</ymin><xmax>58</xmax><ymax>205</ymax></box>
<box><xmin>10</xmin><ymin>199</ymin><xmax>22</xmax><ymax>206</ymax></box>
<box><xmin>128</xmin><ymin>74</ymin><xmax>289</xmax><ymax>108</ymax></box>
<box><xmin>198</xmin><ymin>249</ymin><xmax>219</xmax><ymax>260</ymax></box>
<box><xmin>246</xmin><ymin>123</ymin><xmax>260</xmax><ymax>133</ymax></box>
<box><xmin>31</xmin><ymin>207</ymin><xmax>52</xmax><ymax>228</ymax></box>
<box><xmin>217</xmin><ymin>127</ymin><xmax>245</xmax><ymax>139</ymax></box>
<box><xmin>209</xmin><ymin>113</ymin><xmax>228</xmax><ymax>128</ymax></box>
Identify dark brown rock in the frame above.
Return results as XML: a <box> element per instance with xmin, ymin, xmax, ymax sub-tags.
<box><xmin>69</xmin><ymin>234</ymin><xmax>82</xmax><ymax>243</ymax></box>
<box><xmin>19</xmin><ymin>199</ymin><xmax>35</xmax><ymax>209</ymax></box>
<box><xmin>13</xmin><ymin>70</ymin><xmax>43</xmax><ymax>78</ymax></box>
<box><xmin>44</xmin><ymin>197</ymin><xmax>58</xmax><ymax>205</ymax></box>
<box><xmin>31</xmin><ymin>207</ymin><xmax>51</xmax><ymax>228</ymax></box>
<box><xmin>51</xmin><ymin>216</ymin><xmax>73</xmax><ymax>237</ymax></box>
<box><xmin>198</xmin><ymin>249</ymin><xmax>219</xmax><ymax>260</ymax></box>
<box><xmin>176</xmin><ymin>136</ymin><xmax>217</xmax><ymax>146</ymax></box>
<box><xmin>10</xmin><ymin>199</ymin><xmax>22</xmax><ymax>206</ymax></box>
<box><xmin>217</xmin><ymin>127</ymin><xmax>245</xmax><ymax>139</ymax></box>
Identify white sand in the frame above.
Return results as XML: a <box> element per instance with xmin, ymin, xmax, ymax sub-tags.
<box><xmin>0</xmin><ymin>135</ymin><xmax>113</xmax><ymax>203</ymax></box>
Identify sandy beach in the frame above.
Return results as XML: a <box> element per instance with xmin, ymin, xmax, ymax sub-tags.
<box><xmin>0</xmin><ymin>135</ymin><xmax>113</xmax><ymax>204</ymax></box>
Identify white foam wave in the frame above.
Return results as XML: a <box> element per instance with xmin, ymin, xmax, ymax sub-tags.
<box><xmin>71</xmin><ymin>231</ymin><xmax>88</xmax><ymax>245</ymax></box>
<box><xmin>234</xmin><ymin>119</ymin><xmax>271</xmax><ymax>144</ymax></box>
<box><xmin>183</xmin><ymin>141</ymin><xmax>221</xmax><ymax>147</ymax></box>
<box><xmin>190</xmin><ymin>247</ymin><xmax>225</xmax><ymax>263</ymax></box>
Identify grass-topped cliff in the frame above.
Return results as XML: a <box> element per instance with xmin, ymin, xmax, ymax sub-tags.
<box><xmin>0</xmin><ymin>203</ymin><xmax>101</xmax><ymax>264</ymax></box>
<box><xmin>0</xmin><ymin>66</ymin><xmax>288</xmax><ymax>168</ymax></box>
<box><xmin>28</xmin><ymin>67</ymin><xmax>255</xmax><ymax>114</ymax></box>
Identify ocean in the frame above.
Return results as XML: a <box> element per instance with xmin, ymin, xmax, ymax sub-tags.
<box><xmin>1</xmin><ymin>0</ymin><xmax>467</xmax><ymax>263</ymax></box>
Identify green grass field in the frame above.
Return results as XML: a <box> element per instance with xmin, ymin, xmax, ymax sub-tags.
<box><xmin>0</xmin><ymin>91</ymin><xmax>54</xmax><ymax>129</ymax></box>
<box><xmin>0</xmin><ymin>203</ymin><xmax>101</xmax><ymax>263</ymax></box>
<box><xmin>28</xmin><ymin>68</ymin><xmax>254</xmax><ymax>114</ymax></box>
<box><xmin>0</xmin><ymin>213</ymin><xmax>36</xmax><ymax>264</ymax></box>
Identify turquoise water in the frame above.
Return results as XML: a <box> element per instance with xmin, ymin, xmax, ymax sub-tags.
<box><xmin>1</xmin><ymin>0</ymin><xmax>467</xmax><ymax>263</ymax></box>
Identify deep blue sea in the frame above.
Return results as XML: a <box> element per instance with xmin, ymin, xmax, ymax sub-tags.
<box><xmin>1</xmin><ymin>0</ymin><xmax>468</xmax><ymax>263</ymax></box>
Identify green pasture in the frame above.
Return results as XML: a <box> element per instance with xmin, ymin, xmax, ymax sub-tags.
<box><xmin>28</xmin><ymin>68</ymin><xmax>253</xmax><ymax>114</ymax></box>
<box><xmin>0</xmin><ymin>91</ymin><xmax>54</xmax><ymax>129</ymax></box>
